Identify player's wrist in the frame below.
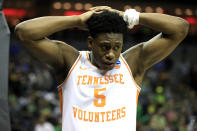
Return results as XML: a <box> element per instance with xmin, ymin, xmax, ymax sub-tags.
<box><xmin>75</xmin><ymin>15</ymin><xmax>85</xmax><ymax>28</ymax></box>
<box><xmin>123</xmin><ymin>9</ymin><xmax>140</xmax><ymax>29</ymax></box>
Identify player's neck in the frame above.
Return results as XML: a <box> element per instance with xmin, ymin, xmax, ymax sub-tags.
<box><xmin>89</xmin><ymin>52</ymin><xmax>93</xmax><ymax>63</ymax></box>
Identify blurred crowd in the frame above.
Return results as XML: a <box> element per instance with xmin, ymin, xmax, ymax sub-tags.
<box><xmin>137</xmin><ymin>57</ymin><xmax>197</xmax><ymax>131</ymax></box>
<box><xmin>8</xmin><ymin>29</ymin><xmax>197</xmax><ymax>131</ymax></box>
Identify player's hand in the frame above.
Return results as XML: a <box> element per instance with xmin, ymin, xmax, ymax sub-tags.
<box><xmin>79</xmin><ymin>6</ymin><xmax>108</xmax><ymax>29</ymax></box>
<box><xmin>78</xmin><ymin>10</ymin><xmax>94</xmax><ymax>29</ymax></box>
<box><xmin>89</xmin><ymin>6</ymin><xmax>124</xmax><ymax>17</ymax></box>
<box><xmin>79</xmin><ymin>6</ymin><xmax>124</xmax><ymax>30</ymax></box>
<box><xmin>89</xmin><ymin>6</ymin><xmax>112</xmax><ymax>12</ymax></box>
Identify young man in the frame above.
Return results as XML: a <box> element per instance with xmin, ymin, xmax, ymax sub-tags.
<box><xmin>15</xmin><ymin>6</ymin><xmax>189</xmax><ymax>131</ymax></box>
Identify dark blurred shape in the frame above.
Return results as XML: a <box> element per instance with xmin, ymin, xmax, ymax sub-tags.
<box><xmin>0</xmin><ymin>0</ymin><xmax>3</xmax><ymax>9</ymax></box>
<box><xmin>0</xmin><ymin>0</ymin><xmax>11</xmax><ymax>130</ymax></box>
<box><xmin>34</xmin><ymin>0</ymin><xmax>52</xmax><ymax>17</ymax></box>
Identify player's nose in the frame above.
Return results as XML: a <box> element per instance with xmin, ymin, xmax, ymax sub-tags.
<box><xmin>105</xmin><ymin>50</ymin><xmax>115</xmax><ymax>61</ymax></box>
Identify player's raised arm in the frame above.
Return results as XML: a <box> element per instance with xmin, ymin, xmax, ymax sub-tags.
<box><xmin>138</xmin><ymin>13</ymin><xmax>189</xmax><ymax>69</ymax></box>
<box><xmin>121</xmin><ymin>10</ymin><xmax>189</xmax><ymax>84</ymax></box>
<box><xmin>14</xmin><ymin>10</ymin><xmax>100</xmax><ymax>81</ymax></box>
<box><xmin>15</xmin><ymin>16</ymin><xmax>81</xmax><ymax>68</ymax></box>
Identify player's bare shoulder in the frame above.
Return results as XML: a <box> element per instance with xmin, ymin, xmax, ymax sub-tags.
<box><xmin>52</xmin><ymin>40</ymin><xmax>79</xmax><ymax>70</ymax></box>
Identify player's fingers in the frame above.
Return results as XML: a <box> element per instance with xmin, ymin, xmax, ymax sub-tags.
<box><xmin>89</xmin><ymin>6</ymin><xmax>111</xmax><ymax>11</ymax></box>
<box><xmin>90</xmin><ymin>8</ymin><xmax>110</xmax><ymax>13</ymax></box>
<box><xmin>94</xmin><ymin>10</ymin><xmax>104</xmax><ymax>14</ymax></box>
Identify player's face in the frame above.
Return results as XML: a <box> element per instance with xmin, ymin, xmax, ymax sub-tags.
<box><xmin>88</xmin><ymin>33</ymin><xmax>123</xmax><ymax>70</ymax></box>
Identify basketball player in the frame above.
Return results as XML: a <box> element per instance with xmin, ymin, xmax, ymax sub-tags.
<box><xmin>15</xmin><ymin>6</ymin><xmax>189</xmax><ymax>131</ymax></box>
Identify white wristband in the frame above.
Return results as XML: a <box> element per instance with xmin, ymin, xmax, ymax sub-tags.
<box><xmin>123</xmin><ymin>9</ymin><xmax>140</xmax><ymax>29</ymax></box>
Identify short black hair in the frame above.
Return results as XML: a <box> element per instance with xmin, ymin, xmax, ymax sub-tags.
<box><xmin>86</xmin><ymin>10</ymin><xmax>128</xmax><ymax>38</ymax></box>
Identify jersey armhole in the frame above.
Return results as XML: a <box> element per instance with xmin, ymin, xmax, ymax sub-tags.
<box><xmin>120</xmin><ymin>55</ymin><xmax>141</xmax><ymax>92</ymax></box>
<box><xmin>57</xmin><ymin>53</ymin><xmax>82</xmax><ymax>91</ymax></box>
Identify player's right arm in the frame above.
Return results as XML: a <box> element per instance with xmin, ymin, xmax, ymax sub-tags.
<box><xmin>15</xmin><ymin>11</ymin><xmax>97</xmax><ymax>83</ymax></box>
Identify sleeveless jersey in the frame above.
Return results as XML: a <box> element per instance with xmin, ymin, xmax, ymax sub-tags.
<box><xmin>58</xmin><ymin>51</ymin><xmax>141</xmax><ymax>131</ymax></box>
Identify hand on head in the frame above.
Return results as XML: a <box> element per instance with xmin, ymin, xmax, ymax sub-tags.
<box><xmin>78</xmin><ymin>6</ymin><xmax>109</xmax><ymax>29</ymax></box>
<box><xmin>79</xmin><ymin>6</ymin><xmax>124</xmax><ymax>29</ymax></box>
<box><xmin>89</xmin><ymin>6</ymin><xmax>124</xmax><ymax>16</ymax></box>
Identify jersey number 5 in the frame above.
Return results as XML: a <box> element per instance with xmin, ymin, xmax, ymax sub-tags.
<box><xmin>94</xmin><ymin>88</ymin><xmax>106</xmax><ymax>107</ymax></box>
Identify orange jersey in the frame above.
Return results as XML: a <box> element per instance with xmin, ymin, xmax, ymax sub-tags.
<box><xmin>58</xmin><ymin>51</ymin><xmax>141</xmax><ymax>131</ymax></box>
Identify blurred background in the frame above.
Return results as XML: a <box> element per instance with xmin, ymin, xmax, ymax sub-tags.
<box><xmin>3</xmin><ymin>0</ymin><xmax>197</xmax><ymax>130</ymax></box>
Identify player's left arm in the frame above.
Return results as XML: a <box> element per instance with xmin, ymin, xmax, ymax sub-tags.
<box><xmin>123</xmin><ymin>13</ymin><xmax>189</xmax><ymax>84</ymax></box>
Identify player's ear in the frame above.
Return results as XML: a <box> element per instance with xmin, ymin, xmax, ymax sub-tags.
<box><xmin>88</xmin><ymin>36</ymin><xmax>94</xmax><ymax>50</ymax></box>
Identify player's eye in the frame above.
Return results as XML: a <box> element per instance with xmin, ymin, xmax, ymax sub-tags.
<box><xmin>101</xmin><ymin>45</ymin><xmax>110</xmax><ymax>51</ymax></box>
<box><xmin>114</xmin><ymin>46</ymin><xmax>120</xmax><ymax>51</ymax></box>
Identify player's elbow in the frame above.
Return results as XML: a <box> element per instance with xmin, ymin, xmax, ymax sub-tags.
<box><xmin>176</xmin><ymin>18</ymin><xmax>190</xmax><ymax>39</ymax></box>
<box><xmin>15</xmin><ymin>23</ymin><xmax>28</xmax><ymax>42</ymax></box>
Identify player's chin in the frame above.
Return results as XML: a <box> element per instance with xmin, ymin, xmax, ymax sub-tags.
<box><xmin>101</xmin><ymin>63</ymin><xmax>115</xmax><ymax>70</ymax></box>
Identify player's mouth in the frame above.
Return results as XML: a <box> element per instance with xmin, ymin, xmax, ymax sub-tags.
<box><xmin>103</xmin><ymin>62</ymin><xmax>115</xmax><ymax>68</ymax></box>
